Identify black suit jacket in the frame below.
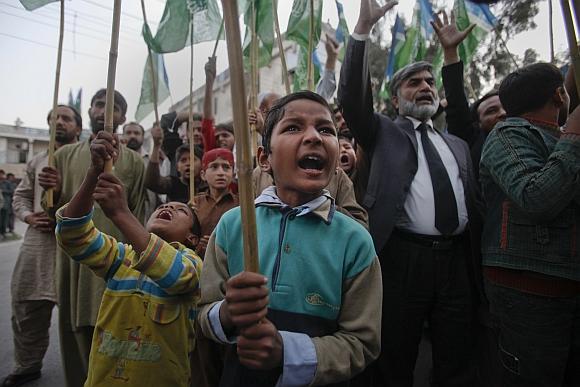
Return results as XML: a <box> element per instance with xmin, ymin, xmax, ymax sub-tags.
<box><xmin>338</xmin><ymin>37</ymin><xmax>483</xmax><ymax>297</ymax></box>
<box><xmin>442</xmin><ymin>61</ymin><xmax>488</xmax><ymax>180</ymax></box>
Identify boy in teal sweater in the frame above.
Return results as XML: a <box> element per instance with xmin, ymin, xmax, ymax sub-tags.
<box><xmin>198</xmin><ymin>91</ymin><xmax>382</xmax><ymax>386</ymax></box>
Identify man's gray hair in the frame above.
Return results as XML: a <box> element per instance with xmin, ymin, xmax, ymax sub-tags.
<box><xmin>390</xmin><ymin>61</ymin><xmax>433</xmax><ymax>97</ymax></box>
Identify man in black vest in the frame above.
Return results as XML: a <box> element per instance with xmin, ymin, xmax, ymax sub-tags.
<box><xmin>338</xmin><ymin>1</ymin><xmax>482</xmax><ymax>386</ymax></box>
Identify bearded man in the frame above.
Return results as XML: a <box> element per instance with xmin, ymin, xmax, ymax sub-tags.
<box><xmin>337</xmin><ymin>1</ymin><xmax>483</xmax><ymax>385</ymax></box>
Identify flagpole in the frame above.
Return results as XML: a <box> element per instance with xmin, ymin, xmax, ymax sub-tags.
<box><xmin>212</xmin><ymin>19</ymin><xmax>224</xmax><ymax>58</ymax></box>
<box><xmin>140</xmin><ymin>0</ymin><xmax>159</xmax><ymax>124</ymax></box>
<box><xmin>221</xmin><ymin>0</ymin><xmax>260</xmax><ymax>273</ymax></box>
<box><xmin>46</xmin><ymin>0</ymin><xmax>65</xmax><ymax>208</ymax></box>
<box><xmin>249</xmin><ymin>0</ymin><xmax>258</xmax><ymax>161</ymax></box>
<box><xmin>188</xmin><ymin>12</ymin><xmax>196</xmax><ymax>205</ymax></box>
<box><xmin>307</xmin><ymin>0</ymin><xmax>314</xmax><ymax>91</ymax></box>
<box><xmin>549</xmin><ymin>0</ymin><xmax>555</xmax><ymax>63</ymax></box>
<box><xmin>493</xmin><ymin>26</ymin><xmax>518</xmax><ymax>68</ymax></box>
<box><xmin>561</xmin><ymin>0</ymin><xmax>580</xmax><ymax>97</ymax></box>
<box><xmin>104</xmin><ymin>0</ymin><xmax>122</xmax><ymax>173</ymax></box>
<box><xmin>273</xmin><ymin>0</ymin><xmax>290</xmax><ymax>94</ymax></box>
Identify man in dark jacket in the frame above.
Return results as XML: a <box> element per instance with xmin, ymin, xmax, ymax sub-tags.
<box><xmin>338</xmin><ymin>2</ymin><xmax>483</xmax><ymax>385</ymax></box>
<box><xmin>480</xmin><ymin>62</ymin><xmax>580</xmax><ymax>386</ymax></box>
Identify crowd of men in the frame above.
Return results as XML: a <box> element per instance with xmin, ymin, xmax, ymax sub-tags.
<box><xmin>2</xmin><ymin>1</ymin><xmax>580</xmax><ymax>386</ymax></box>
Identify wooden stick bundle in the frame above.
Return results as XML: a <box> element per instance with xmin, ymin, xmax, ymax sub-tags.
<box><xmin>46</xmin><ymin>0</ymin><xmax>65</xmax><ymax>208</ymax></box>
<box><xmin>221</xmin><ymin>0</ymin><xmax>260</xmax><ymax>273</ymax></box>
<box><xmin>104</xmin><ymin>0</ymin><xmax>122</xmax><ymax>173</ymax></box>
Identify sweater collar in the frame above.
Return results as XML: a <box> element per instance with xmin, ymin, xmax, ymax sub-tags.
<box><xmin>255</xmin><ymin>186</ymin><xmax>335</xmax><ymax>224</ymax></box>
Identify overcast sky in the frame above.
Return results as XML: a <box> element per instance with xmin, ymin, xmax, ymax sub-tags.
<box><xmin>0</xmin><ymin>0</ymin><xmax>570</xmax><ymax>130</ymax></box>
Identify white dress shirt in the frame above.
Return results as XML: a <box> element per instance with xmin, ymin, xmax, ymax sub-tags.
<box><xmin>395</xmin><ymin>117</ymin><xmax>468</xmax><ymax>235</ymax></box>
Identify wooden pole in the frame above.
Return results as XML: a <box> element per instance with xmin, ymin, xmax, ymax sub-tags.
<box><xmin>249</xmin><ymin>0</ymin><xmax>258</xmax><ymax>161</ymax></box>
<box><xmin>140</xmin><ymin>0</ymin><xmax>159</xmax><ymax>124</ymax></box>
<box><xmin>46</xmin><ymin>0</ymin><xmax>65</xmax><ymax>208</ymax></box>
<box><xmin>549</xmin><ymin>0</ymin><xmax>555</xmax><ymax>63</ymax></box>
<box><xmin>212</xmin><ymin>19</ymin><xmax>224</xmax><ymax>58</ymax></box>
<box><xmin>273</xmin><ymin>0</ymin><xmax>290</xmax><ymax>94</ymax></box>
<box><xmin>572</xmin><ymin>0</ymin><xmax>580</xmax><ymax>29</ymax></box>
<box><xmin>104</xmin><ymin>0</ymin><xmax>122</xmax><ymax>173</ymax></box>
<box><xmin>561</xmin><ymin>0</ymin><xmax>580</xmax><ymax>97</ymax></box>
<box><xmin>307</xmin><ymin>0</ymin><xmax>314</xmax><ymax>91</ymax></box>
<box><xmin>221</xmin><ymin>0</ymin><xmax>260</xmax><ymax>273</ymax></box>
<box><xmin>493</xmin><ymin>26</ymin><xmax>519</xmax><ymax>69</ymax></box>
<box><xmin>188</xmin><ymin>12</ymin><xmax>196</xmax><ymax>205</ymax></box>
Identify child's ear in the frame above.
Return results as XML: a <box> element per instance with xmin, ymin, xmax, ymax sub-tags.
<box><xmin>200</xmin><ymin>169</ymin><xmax>207</xmax><ymax>182</ymax></box>
<box><xmin>186</xmin><ymin>233</ymin><xmax>199</xmax><ymax>248</ymax></box>
<box><xmin>257</xmin><ymin>146</ymin><xmax>271</xmax><ymax>174</ymax></box>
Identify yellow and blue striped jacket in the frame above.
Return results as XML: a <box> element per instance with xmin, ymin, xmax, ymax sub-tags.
<box><xmin>56</xmin><ymin>206</ymin><xmax>202</xmax><ymax>387</ymax></box>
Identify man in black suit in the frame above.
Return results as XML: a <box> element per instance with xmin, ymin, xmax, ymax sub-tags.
<box><xmin>338</xmin><ymin>2</ymin><xmax>482</xmax><ymax>386</ymax></box>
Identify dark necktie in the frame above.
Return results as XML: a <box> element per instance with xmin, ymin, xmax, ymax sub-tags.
<box><xmin>417</xmin><ymin>123</ymin><xmax>459</xmax><ymax>235</ymax></box>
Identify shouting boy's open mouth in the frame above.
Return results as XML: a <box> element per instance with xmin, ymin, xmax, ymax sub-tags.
<box><xmin>298</xmin><ymin>154</ymin><xmax>326</xmax><ymax>176</ymax></box>
<box><xmin>156</xmin><ymin>209</ymin><xmax>173</xmax><ymax>221</ymax></box>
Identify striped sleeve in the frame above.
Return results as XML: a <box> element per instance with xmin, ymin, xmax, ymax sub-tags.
<box><xmin>55</xmin><ymin>205</ymin><xmax>123</xmax><ymax>279</ymax></box>
<box><xmin>131</xmin><ymin>234</ymin><xmax>203</xmax><ymax>295</ymax></box>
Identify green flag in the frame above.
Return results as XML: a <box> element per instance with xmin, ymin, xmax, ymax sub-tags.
<box><xmin>143</xmin><ymin>0</ymin><xmax>223</xmax><ymax>54</ymax></box>
<box><xmin>242</xmin><ymin>0</ymin><xmax>274</xmax><ymax>68</ymax></box>
<box><xmin>454</xmin><ymin>0</ymin><xmax>497</xmax><ymax>65</ymax></box>
<box><xmin>19</xmin><ymin>0</ymin><xmax>57</xmax><ymax>11</ymax></box>
<box><xmin>286</xmin><ymin>0</ymin><xmax>323</xmax><ymax>50</ymax></box>
<box><xmin>431</xmin><ymin>46</ymin><xmax>444</xmax><ymax>89</ymax></box>
<box><xmin>334</xmin><ymin>0</ymin><xmax>349</xmax><ymax>61</ymax></box>
<box><xmin>135</xmin><ymin>52</ymin><xmax>171</xmax><ymax>122</ymax></box>
<box><xmin>292</xmin><ymin>46</ymin><xmax>322</xmax><ymax>92</ymax></box>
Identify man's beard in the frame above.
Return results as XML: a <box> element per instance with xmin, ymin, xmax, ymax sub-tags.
<box><xmin>126</xmin><ymin>138</ymin><xmax>142</xmax><ymax>151</ymax></box>
<box><xmin>55</xmin><ymin>129</ymin><xmax>74</xmax><ymax>144</ymax></box>
<box><xmin>90</xmin><ymin>116</ymin><xmax>104</xmax><ymax>133</ymax></box>
<box><xmin>398</xmin><ymin>95</ymin><xmax>439</xmax><ymax>122</ymax></box>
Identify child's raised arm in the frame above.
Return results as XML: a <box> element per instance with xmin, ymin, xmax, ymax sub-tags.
<box><xmin>62</xmin><ymin>131</ymin><xmax>118</xmax><ymax>219</ymax></box>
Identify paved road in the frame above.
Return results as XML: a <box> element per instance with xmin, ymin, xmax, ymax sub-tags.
<box><xmin>0</xmin><ymin>220</ymin><xmax>432</xmax><ymax>387</ymax></box>
<box><xmin>0</xmin><ymin>220</ymin><xmax>65</xmax><ymax>387</ymax></box>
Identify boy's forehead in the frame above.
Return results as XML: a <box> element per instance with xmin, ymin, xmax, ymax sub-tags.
<box><xmin>207</xmin><ymin>156</ymin><xmax>232</xmax><ymax>165</ymax></box>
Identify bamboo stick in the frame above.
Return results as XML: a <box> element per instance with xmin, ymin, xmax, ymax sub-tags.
<box><xmin>46</xmin><ymin>0</ymin><xmax>65</xmax><ymax>208</ymax></box>
<box><xmin>549</xmin><ymin>0</ymin><xmax>555</xmax><ymax>63</ymax></box>
<box><xmin>273</xmin><ymin>0</ymin><xmax>290</xmax><ymax>94</ymax></box>
<box><xmin>221</xmin><ymin>0</ymin><xmax>260</xmax><ymax>273</ymax></box>
<box><xmin>249</xmin><ymin>0</ymin><xmax>258</xmax><ymax>161</ymax></box>
<box><xmin>561</xmin><ymin>0</ymin><xmax>580</xmax><ymax>97</ymax></box>
<box><xmin>212</xmin><ymin>19</ymin><xmax>224</xmax><ymax>58</ymax></box>
<box><xmin>307</xmin><ymin>0</ymin><xmax>314</xmax><ymax>91</ymax></box>
<box><xmin>104</xmin><ymin>0</ymin><xmax>122</xmax><ymax>173</ymax></box>
<box><xmin>188</xmin><ymin>13</ymin><xmax>196</xmax><ymax>206</ymax></box>
<box><xmin>140</xmin><ymin>0</ymin><xmax>159</xmax><ymax>124</ymax></box>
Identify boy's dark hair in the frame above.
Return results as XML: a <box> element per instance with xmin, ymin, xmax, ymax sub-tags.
<box><xmin>175</xmin><ymin>144</ymin><xmax>203</xmax><ymax>162</ymax></box>
<box><xmin>90</xmin><ymin>89</ymin><xmax>128</xmax><ymax>116</ymax></box>
<box><xmin>499</xmin><ymin>63</ymin><xmax>564</xmax><ymax>117</ymax></box>
<box><xmin>6</xmin><ymin>173</ymin><xmax>14</xmax><ymax>178</ymax></box>
<box><xmin>262</xmin><ymin>90</ymin><xmax>334</xmax><ymax>155</ymax></box>
<box><xmin>46</xmin><ymin>104</ymin><xmax>83</xmax><ymax>129</ymax></box>
<box><xmin>215</xmin><ymin>123</ymin><xmax>234</xmax><ymax>135</ymax></box>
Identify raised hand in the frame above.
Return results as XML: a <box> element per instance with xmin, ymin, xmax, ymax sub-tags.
<box><xmin>93</xmin><ymin>172</ymin><xmax>129</xmax><ymax>220</ymax></box>
<box><xmin>151</xmin><ymin>123</ymin><xmax>164</xmax><ymax>148</ymax></box>
<box><xmin>431</xmin><ymin>11</ymin><xmax>475</xmax><ymax>64</ymax></box>
<box><xmin>354</xmin><ymin>0</ymin><xmax>398</xmax><ymax>35</ymax></box>
<box><xmin>205</xmin><ymin>56</ymin><xmax>217</xmax><ymax>82</ymax></box>
<box><xmin>90</xmin><ymin>131</ymin><xmax>119</xmax><ymax>173</ymax></box>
